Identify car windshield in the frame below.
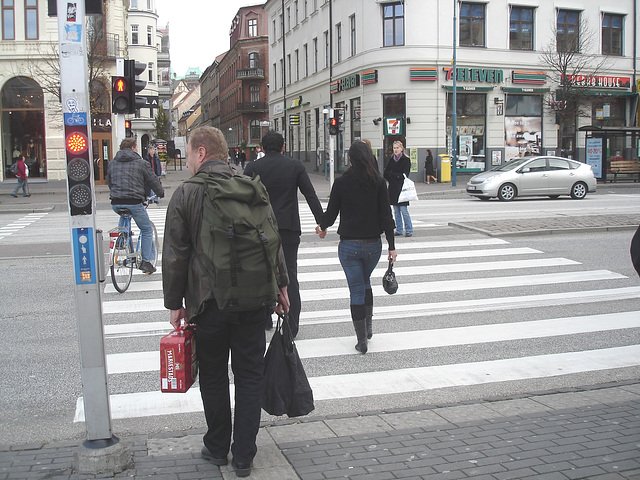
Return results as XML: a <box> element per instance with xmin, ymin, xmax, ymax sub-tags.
<box><xmin>492</xmin><ymin>157</ymin><xmax>532</xmax><ymax>172</ymax></box>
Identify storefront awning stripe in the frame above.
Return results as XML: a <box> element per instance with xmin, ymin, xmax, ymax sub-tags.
<box><xmin>442</xmin><ymin>86</ymin><xmax>494</xmax><ymax>92</ymax></box>
<box><xmin>502</xmin><ymin>87</ymin><xmax>550</xmax><ymax>93</ymax></box>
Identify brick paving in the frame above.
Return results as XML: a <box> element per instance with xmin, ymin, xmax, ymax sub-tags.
<box><xmin>2</xmin><ymin>382</ymin><xmax>639</xmax><ymax>479</ymax></box>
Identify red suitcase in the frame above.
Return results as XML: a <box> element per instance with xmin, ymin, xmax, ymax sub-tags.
<box><xmin>160</xmin><ymin>325</ymin><xmax>198</xmax><ymax>393</ymax></box>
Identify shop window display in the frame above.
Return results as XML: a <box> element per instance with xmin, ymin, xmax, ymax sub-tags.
<box><xmin>2</xmin><ymin>77</ymin><xmax>46</xmax><ymax>179</ymax></box>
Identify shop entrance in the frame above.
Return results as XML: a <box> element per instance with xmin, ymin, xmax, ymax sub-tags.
<box><xmin>91</xmin><ymin>132</ymin><xmax>111</xmax><ymax>185</ymax></box>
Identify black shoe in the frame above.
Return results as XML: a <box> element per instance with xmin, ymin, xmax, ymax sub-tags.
<box><xmin>394</xmin><ymin>231</ymin><xmax>403</xmax><ymax>236</ymax></box>
<box><xmin>231</xmin><ymin>458</ymin><xmax>252</xmax><ymax>477</ymax></box>
<box><xmin>201</xmin><ymin>447</ymin><xmax>228</xmax><ymax>466</ymax></box>
<box><xmin>405</xmin><ymin>233</ymin><xmax>412</xmax><ymax>237</ymax></box>
<box><xmin>11</xmin><ymin>193</ymin><xmax>18</xmax><ymax>198</ymax></box>
<box><xmin>139</xmin><ymin>260</ymin><xmax>156</xmax><ymax>274</ymax></box>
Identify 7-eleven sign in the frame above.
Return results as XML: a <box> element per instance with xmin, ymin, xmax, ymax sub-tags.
<box><xmin>384</xmin><ymin>117</ymin><xmax>404</xmax><ymax>136</ymax></box>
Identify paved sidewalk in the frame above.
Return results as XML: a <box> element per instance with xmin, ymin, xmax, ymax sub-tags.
<box><xmin>1</xmin><ymin>381</ymin><xmax>639</xmax><ymax>479</ymax></box>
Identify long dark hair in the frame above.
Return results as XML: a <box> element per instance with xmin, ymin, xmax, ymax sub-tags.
<box><xmin>345</xmin><ymin>140</ymin><xmax>381</xmax><ymax>191</ymax></box>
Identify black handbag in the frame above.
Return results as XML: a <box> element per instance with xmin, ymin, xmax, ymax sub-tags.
<box><xmin>262</xmin><ymin>313</ymin><xmax>315</xmax><ymax>417</ymax></box>
<box><xmin>382</xmin><ymin>259</ymin><xmax>398</xmax><ymax>294</ymax></box>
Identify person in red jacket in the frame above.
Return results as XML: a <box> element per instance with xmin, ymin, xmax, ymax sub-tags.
<box><xmin>11</xmin><ymin>154</ymin><xmax>30</xmax><ymax>197</ymax></box>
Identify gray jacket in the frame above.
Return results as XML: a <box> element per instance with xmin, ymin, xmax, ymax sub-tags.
<box><xmin>108</xmin><ymin>148</ymin><xmax>164</xmax><ymax>203</ymax></box>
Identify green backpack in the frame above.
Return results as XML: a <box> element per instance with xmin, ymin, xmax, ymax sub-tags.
<box><xmin>185</xmin><ymin>172</ymin><xmax>282</xmax><ymax>315</ymax></box>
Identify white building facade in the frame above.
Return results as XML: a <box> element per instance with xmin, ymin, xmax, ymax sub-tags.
<box><xmin>264</xmin><ymin>0</ymin><xmax>637</xmax><ymax>178</ymax></box>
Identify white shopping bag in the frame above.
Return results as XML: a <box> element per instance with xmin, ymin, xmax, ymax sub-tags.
<box><xmin>398</xmin><ymin>174</ymin><xmax>418</xmax><ymax>202</ymax></box>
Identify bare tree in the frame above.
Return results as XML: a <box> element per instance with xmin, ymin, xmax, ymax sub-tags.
<box><xmin>12</xmin><ymin>11</ymin><xmax>114</xmax><ymax>116</ymax></box>
<box><xmin>539</xmin><ymin>15</ymin><xmax>612</xmax><ymax>152</ymax></box>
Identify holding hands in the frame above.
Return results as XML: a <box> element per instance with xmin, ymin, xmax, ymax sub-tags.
<box><xmin>315</xmin><ymin>225</ymin><xmax>327</xmax><ymax>239</ymax></box>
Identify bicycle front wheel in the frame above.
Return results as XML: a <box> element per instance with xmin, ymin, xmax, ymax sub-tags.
<box><xmin>149</xmin><ymin>221</ymin><xmax>160</xmax><ymax>268</ymax></box>
<box><xmin>111</xmin><ymin>233</ymin><xmax>133</xmax><ymax>293</ymax></box>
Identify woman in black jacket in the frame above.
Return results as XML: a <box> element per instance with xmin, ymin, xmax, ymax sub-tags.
<box><xmin>316</xmin><ymin>141</ymin><xmax>397</xmax><ymax>353</ymax></box>
<box><xmin>384</xmin><ymin>140</ymin><xmax>413</xmax><ymax>237</ymax></box>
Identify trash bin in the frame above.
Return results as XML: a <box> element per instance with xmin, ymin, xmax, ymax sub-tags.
<box><xmin>438</xmin><ymin>154</ymin><xmax>451</xmax><ymax>183</ymax></box>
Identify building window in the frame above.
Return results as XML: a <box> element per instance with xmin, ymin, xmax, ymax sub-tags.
<box><xmin>287</xmin><ymin>54</ymin><xmax>291</xmax><ymax>84</ymax></box>
<box><xmin>383</xmin><ymin>2</ymin><xmax>404</xmax><ymax>47</ymax></box>
<box><xmin>280</xmin><ymin>58</ymin><xmax>284</xmax><ymax>88</ymax></box>
<box><xmin>286</xmin><ymin>7</ymin><xmax>290</xmax><ymax>31</ymax></box>
<box><xmin>148</xmin><ymin>62</ymin><xmax>154</xmax><ymax>83</ymax></box>
<box><xmin>273</xmin><ymin>62</ymin><xmax>277</xmax><ymax>90</ymax></box>
<box><xmin>248</xmin><ymin>18</ymin><xmax>257</xmax><ymax>37</ymax></box>
<box><xmin>460</xmin><ymin>2</ymin><xmax>485</xmax><ymax>47</ymax></box>
<box><xmin>324</xmin><ymin>30</ymin><xmax>329</xmax><ymax>68</ymax></box>
<box><xmin>24</xmin><ymin>0</ymin><xmax>38</xmax><ymax>40</ymax></box>
<box><xmin>249</xmin><ymin>52</ymin><xmax>258</xmax><ymax>69</ymax></box>
<box><xmin>147</xmin><ymin>25</ymin><xmax>153</xmax><ymax>45</ymax></box>
<box><xmin>313</xmin><ymin>0</ymin><xmax>317</xmax><ymax>12</ymax></box>
<box><xmin>250</xmin><ymin>85</ymin><xmax>259</xmax><ymax>103</ymax></box>
<box><xmin>336</xmin><ymin>23</ymin><xmax>342</xmax><ymax>62</ymax></box>
<box><xmin>278</xmin><ymin>13</ymin><xmax>283</xmax><ymax>38</ymax></box>
<box><xmin>510</xmin><ymin>6</ymin><xmax>533</xmax><ymax>50</ymax></box>
<box><xmin>147</xmin><ymin>0</ymin><xmax>151</xmax><ymax>8</ymax></box>
<box><xmin>303</xmin><ymin>0</ymin><xmax>307</xmax><ymax>19</ymax></box>
<box><xmin>602</xmin><ymin>13</ymin><xmax>623</xmax><ymax>56</ymax></box>
<box><xmin>304</xmin><ymin>43</ymin><xmax>308</xmax><ymax>77</ymax></box>
<box><xmin>313</xmin><ymin>37</ymin><xmax>318</xmax><ymax>73</ymax></box>
<box><xmin>350</xmin><ymin>14</ymin><xmax>356</xmax><ymax>56</ymax></box>
<box><xmin>272</xmin><ymin>19</ymin><xmax>276</xmax><ymax>41</ymax></box>
<box><xmin>130</xmin><ymin>0</ymin><xmax>137</xmax><ymax>8</ymax></box>
<box><xmin>131</xmin><ymin>24</ymin><xmax>139</xmax><ymax>44</ymax></box>
<box><xmin>295</xmin><ymin>49</ymin><xmax>299</xmax><ymax>81</ymax></box>
<box><xmin>2</xmin><ymin>0</ymin><xmax>14</xmax><ymax>40</ymax></box>
<box><xmin>250</xmin><ymin>119</ymin><xmax>261</xmax><ymax>143</ymax></box>
<box><xmin>294</xmin><ymin>1</ymin><xmax>298</xmax><ymax>25</ymax></box>
<box><xmin>557</xmin><ymin>9</ymin><xmax>580</xmax><ymax>52</ymax></box>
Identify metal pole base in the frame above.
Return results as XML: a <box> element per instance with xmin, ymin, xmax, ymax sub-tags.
<box><xmin>73</xmin><ymin>435</ymin><xmax>133</xmax><ymax>475</ymax></box>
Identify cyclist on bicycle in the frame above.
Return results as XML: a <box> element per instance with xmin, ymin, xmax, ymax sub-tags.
<box><xmin>108</xmin><ymin>138</ymin><xmax>165</xmax><ymax>274</ymax></box>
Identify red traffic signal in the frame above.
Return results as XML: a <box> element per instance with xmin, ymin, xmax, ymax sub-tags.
<box><xmin>112</xmin><ymin>76</ymin><xmax>130</xmax><ymax>114</ymax></box>
<box><xmin>329</xmin><ymin>117</ymin><xmax>339</xmax><ymax>135</ymax></box>
<box><xmin>124</xmin><ymin>120</ymin><xmax>132</xmax><ymax>138</ymax></box>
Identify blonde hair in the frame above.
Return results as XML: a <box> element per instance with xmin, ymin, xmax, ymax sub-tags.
<box><xmin>392</xmin><ymin>141</ymin><xmax>405</xmax><ymax>153</ymax></box>
<box><xmin>188</xmin><ymin>126</ymin><xmax>228</xmax><ymax>162</ymax></box>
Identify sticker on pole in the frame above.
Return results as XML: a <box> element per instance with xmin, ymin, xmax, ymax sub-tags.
<box><xmin>72</xmin><ymin>227</ymin><xmax>96</xmax><ymax>284</ymax></box>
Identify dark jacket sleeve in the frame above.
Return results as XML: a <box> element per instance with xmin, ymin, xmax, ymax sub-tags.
<box><xmin>297</xmin><ymin>165</ymin><xmax>324</xmax><ymax>224</ymax></box>
<box><xmin>162</xmin><ymin>185</ymin><xmax>192</xmax><ymax>311</ymax></box>
<box><xmin>378</xmin><ymin>179</ymin><xmax>396</xmax><ymax>250</ymax></box>
<box><xmin>631</xmin><ymin>225</ymin><xmax>640</xmax><ymax>277</ymax></box>
<box><xmin>320</xmin><ymin>181</ymin><xmax>341</xmax><ymax>230</ymax></box>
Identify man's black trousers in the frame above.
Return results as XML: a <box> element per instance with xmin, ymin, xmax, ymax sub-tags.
<box><xmin>279</xmin><ymin>230</ymin><xmax>301</xmax><ymax>337</ymax></box>
<box><xmin>196</xmin><ymin>302</ymin><xmax>266</xmax><ymax>465</ymax></box>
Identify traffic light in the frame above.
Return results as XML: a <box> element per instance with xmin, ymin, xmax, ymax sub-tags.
<box><xmin>111</xmin><ymin>76</ymin><xmax>130</xmax><ymax>114</ymax></box>
<box><xmin>329</xmin><ymin>117</ymin><xmax>339</xmax><ymax>135</ymax></box>
<box><xmin>124</xmin><ymin>120</ymin><xmax>132</xmax><ymax>138</ymax></box>
<box><xmin>64</xmin><ymin>123</ymin><xmax>93</xmax><ymax>216</ymax></box>
<box><xmin>125</xmin><ymin>59</ymin><xmax>147</xmax><ymax>112</ymax></box>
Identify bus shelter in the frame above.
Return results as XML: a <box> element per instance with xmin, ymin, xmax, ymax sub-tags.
<box><xmin>579</xmin><ymin>125</ymin><xmax>640</xmax><ymax>182</ymax></box>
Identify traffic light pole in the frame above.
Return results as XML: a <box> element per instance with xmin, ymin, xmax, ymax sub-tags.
<box><xmin>329</xmin><ymin>108</ymin><xmax>335</xmax><ymax>189</ymax></box>
<box><xmin>56</xmin><ymin>0</ymin><xmax>130</xmax><ymax>473</ymax></box>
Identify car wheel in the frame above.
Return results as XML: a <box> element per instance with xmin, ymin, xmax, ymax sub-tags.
<box><xmin>571</xmin><ymin>182</ymin><xmax>587</xmax><ymax>199</ymax></box>
<box><xmin>497</xmin><ymin>183</ymin><xmax>517</xmax><ymax>201</ymax></box>
<box><xmin>548</xmin><ymin>195</ymin><xmax>560</xmax><ymax>199</ymax></box>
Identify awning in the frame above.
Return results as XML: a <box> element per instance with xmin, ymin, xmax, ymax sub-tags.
<box><xmin>442</xmin><ymin>86</ymin><xmax>494</xmax><ymax>92</ymax></box>
<box><xmin>501</xmin><ymin>87</ymin><xmax>550</xmax><ymax>93</ymax></box>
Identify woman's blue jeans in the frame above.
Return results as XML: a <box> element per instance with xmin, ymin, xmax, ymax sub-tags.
<box><xmin>111</xmin><ymin>203</ymin><xmax>155</xmax><ymax>262</ymax></box>
<box><xmin>338</xmin><ymin>239</ymin><xmax>382</xmax><ymax>305</ymax></box>
<box><xmin>393</xmin><ymin>205</ymin><xmax>413</xmax><ymax>235</ymax></box>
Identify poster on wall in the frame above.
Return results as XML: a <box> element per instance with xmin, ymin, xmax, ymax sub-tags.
<box><xmin>459</xmin><ymin>135</ymin><xmax>473</xmax><ymax>156</ymax></box>
<box><xmin>491</xmin><ymin>150</ymin><xmax>502</xmax><ymax>166</ymax></box>
<box><xmin>586</xmin><ymin>137</ymin><xmax>603</xmax><ymax>178</ymax></box>
<box><xmin>504</xmin><ymin>117</ymin><xmax>542</xmax><ymax>161</ymax></box>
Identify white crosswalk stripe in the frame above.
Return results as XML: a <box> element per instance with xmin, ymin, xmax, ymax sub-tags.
<box><xmin>0</xmin><ymin>212</ymin><xmax>48</xmax><ymax>240</ymax></box>
<box><xmin>78</xmin><ymin>203</ymin><xmax>640</xmax><ymax>422</ymax></box>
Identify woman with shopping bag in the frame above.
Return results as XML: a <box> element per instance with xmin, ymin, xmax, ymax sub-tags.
<box><xmin>383</xmin><ymin>141</ymin><xmax>413</xmax><ymax>237</ymax></box>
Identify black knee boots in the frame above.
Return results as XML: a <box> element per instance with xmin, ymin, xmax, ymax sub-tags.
<box><xmin>350</xmin><ymin>304</ymin><xmax>368</xmax><ymax>354</ymax></box>
<box><xmin>364</xmin><ymin>288</ymin><xmax>373</xmax><ymax>340</ymax></box>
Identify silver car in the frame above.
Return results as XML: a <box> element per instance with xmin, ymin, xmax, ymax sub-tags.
<box><xmin>466</xmin><ymin>156</ymin><xmax>597</xmax><ymax>201</ymax></box>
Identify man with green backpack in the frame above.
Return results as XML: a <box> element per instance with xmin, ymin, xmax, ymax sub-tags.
<box><xmin>162</xmin><ymin>126</ymin><xmax>290</xmax><ymax>477</ymax></box>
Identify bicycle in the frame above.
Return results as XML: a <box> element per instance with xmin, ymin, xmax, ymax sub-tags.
<box><xmin>108</xmin><ymin>195</ymin><xmax>160</xmax><ymax>293</ymax></box>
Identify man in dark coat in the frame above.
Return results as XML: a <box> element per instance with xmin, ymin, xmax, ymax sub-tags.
<box><xmin>631</xmin><ymin>226</ymin><xmax>640</xmax><ymax>277</ymax></box>
<box><xmin>243</xmin><ymin>131</ymin><xmax>324</xmax><ymax>337</ymax></box>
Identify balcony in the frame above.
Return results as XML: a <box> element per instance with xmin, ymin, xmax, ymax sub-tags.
<box><xmin>236</xmin><ymin>102</ymin><xmax>268</xmax><ymax>113</ymax></box>
<box><xmin>237</xmin><ymin>68</ymin><xmax>265</xmax><ymax>80</ymax></box>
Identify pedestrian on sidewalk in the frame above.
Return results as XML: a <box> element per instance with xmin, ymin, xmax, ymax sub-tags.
<box><xmin>384</xmin><ymin>140</ymin><xmax>413</xmax><ymax>237</ymax></box>
<box><xmin>144</xmin><ymin>145</ymin><xmax>162</xmax><ymax>202</ymax></box>
<box><xmin>162</xmin><ymin>126</ymin><xmax>290</xmax><ymax>477</ymax></box>
<box><xmin>10</xmin><ymin>154</ymin><xmax>30</xmax><ymax>197</ymax></box>
<box><xmin>425</xmin><ymin>149</ymin><xmax>437</xmax><ymax>184</ymax></box>
<box><xmin>316</xmin><ymin>140</ymin><xmax>397</xmax><ymax>353</ymax></box>
<box><xmin>244</xmin><ymin>130</ymin><xmax>324</xmax><ymax>337</ymax></box>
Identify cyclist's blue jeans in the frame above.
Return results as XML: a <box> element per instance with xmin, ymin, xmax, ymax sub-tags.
<box><xmin>111</xmin><ymin>203</ymin><xmax>155</xmax><ymax>262</ymax></box>
<box><xmin>393</xmin><ymin>205</ymin><xmax>413</xmax><ymax>235</ymax></box>
<box><xmin>338</xmin><ymin>239</ymin><xmax>382</xmax><ymax>305</ymax></box>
